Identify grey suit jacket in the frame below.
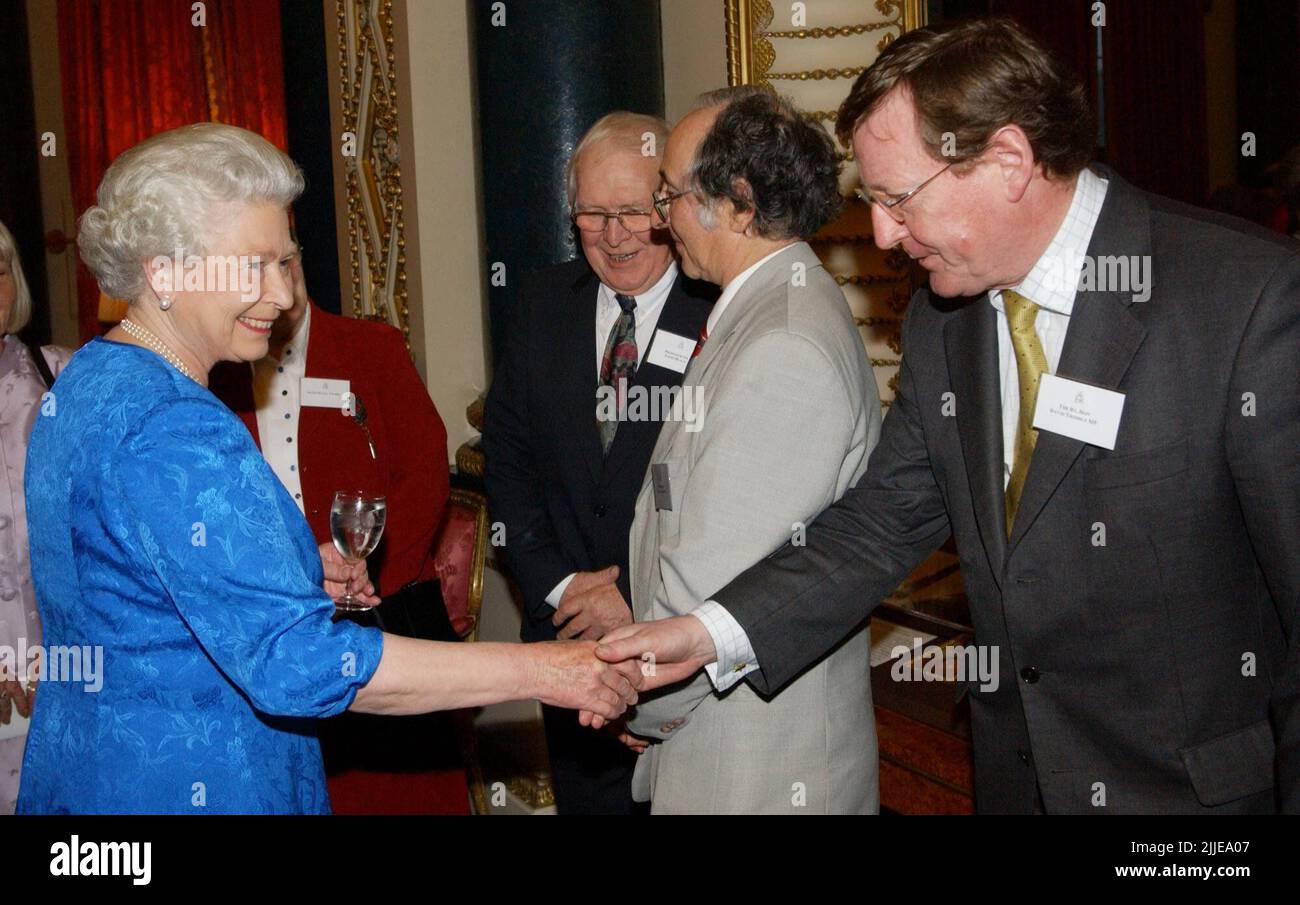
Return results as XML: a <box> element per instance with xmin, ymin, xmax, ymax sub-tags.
<box><xmin>714</xmin><ymin>167</ymin><xmax>1300</xmax><ymax>814</ymax></box>
<box><xmin>626</xmin><ymin>243</ymin><xmax>883</xmax><ymax>814</ymax></box>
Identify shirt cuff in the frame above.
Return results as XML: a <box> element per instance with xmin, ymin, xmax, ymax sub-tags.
<box><xmin>545</xmin><ymin>573</ymin><xmax>577</xmax><ymax>610</ymax></box>
<box><xmin>691</xmin><ymin>601</ymin><xmax>759</xmax><ymax>692</ymax></box>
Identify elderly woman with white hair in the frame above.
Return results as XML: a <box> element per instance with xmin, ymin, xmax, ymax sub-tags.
<box><xmin>0</xmin><ymin>219</ymin><xmax>70</xmax><ymax>814</ymax></box>
<box><xmin>18</xmin><ymin>123</ymin><xmax>639</xmax><ymax>814</ymax></box>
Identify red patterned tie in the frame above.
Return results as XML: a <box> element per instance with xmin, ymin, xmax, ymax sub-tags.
<box><xmin>598</xmin><ymin>293</ymin><xmax>638</xmax><ymax>453</ymax></box>
<box><xmin>692</xmin><ymin>323</ymin><xmax>709</xmax><ymax>358</ymax></box>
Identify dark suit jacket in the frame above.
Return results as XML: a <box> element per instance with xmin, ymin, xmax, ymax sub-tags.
<box><xmin>714</xmin><ymin>167</ymin><xmax>1300</xmax><ymax>814</ymax></box>
<box><xmin>212</xmin><ymin>303</ymin><xmax>450</xmax><ymax>596</ymax></box>
<box><xmin>483</xmin><ymin>260</ymin><xmax>715</xmax><ymax>642</ymax></box>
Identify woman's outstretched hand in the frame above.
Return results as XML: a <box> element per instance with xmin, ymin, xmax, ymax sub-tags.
<box><xmin>318</xmin><ymin>542</ymin><xmax>381</xmax><ymax>607</ymax></box>
<box><xmin>526</xmin><ymin>640</ymin><xmax>642</xmax><ymax>728</ymax></box>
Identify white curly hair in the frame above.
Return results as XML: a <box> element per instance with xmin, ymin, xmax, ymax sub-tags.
<box><xmin>77</xmin><ymin>122</ymin><xmax>304</xmax><ymax>301</ymax></box>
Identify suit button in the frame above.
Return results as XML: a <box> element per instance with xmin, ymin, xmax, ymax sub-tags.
<box><xmin>1020</xmin><ymin>666</ymin><xmax>1039</xmax><ymax>684</ymax></box>
<box><xmin>593</xmin><ymin>504</ymin><xmax>607</xmax><ymax>518</ymax></box>
<box><xmin>1018</xmin><ymin>749</ymin><xmax>1031</xmax><ymax>765</ymax></box>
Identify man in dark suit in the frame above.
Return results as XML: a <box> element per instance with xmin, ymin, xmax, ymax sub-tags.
<box><xmin>596</xmin><ymin>18</ymin><xmax>1299</xmax><ymax>814</ymax></box>
<box><xmin>483</xmin><ymin>111</ymin><xmax>714</xmax><ymax>814</ymax></box>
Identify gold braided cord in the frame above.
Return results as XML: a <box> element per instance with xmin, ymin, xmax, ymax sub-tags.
<box><xmin>763</xmin><ymin>21</ymin><xmax>897</xmax><ymax>40</ymax></box>
<box><xmin>767</xmin><ymin>66</ymin><xmax>867</xmax><ymax>81</ymax></box>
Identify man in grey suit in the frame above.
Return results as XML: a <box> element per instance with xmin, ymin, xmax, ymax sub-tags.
<box><xmin>599</xmin><ymin>19</ymin><xmax>1299</xmax><ymax>814</ymax></box>
<box><xmin>568</xmin><ymin>87</ymin><xmax>882</xmax><ymax>813</ymax></box>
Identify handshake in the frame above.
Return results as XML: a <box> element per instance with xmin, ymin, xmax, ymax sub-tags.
<box><xmin>532</xmin><ymin>566</ymin><xmax>720</xmax><ymax>728</ymax></box>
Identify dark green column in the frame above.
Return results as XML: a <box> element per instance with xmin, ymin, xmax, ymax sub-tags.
<box><xmin>473</xmin><ymin>0</ymin><xmax>665</xmax><ymax>363</ymax></box>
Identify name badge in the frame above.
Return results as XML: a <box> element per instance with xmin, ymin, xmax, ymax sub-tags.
<box><xmin>650</xmin><ymin>463</ymin><xmax>673</xmax><ymax>511</ymax></box>
<box><xmin>301</xmin><ymin>377</ymin><xmax>353</xmax><ymax>412</ymax></box>
<box><xmin>644</xmin><ymin>331</ymin><xmax>696</xmax><ymax>374</ymax></box>
<box><xmin>1032</xmin><ymin>373</ymin><xmax>1125</xmax><ymax>450</ymax></box>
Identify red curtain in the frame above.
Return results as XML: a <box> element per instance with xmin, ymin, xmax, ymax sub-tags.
<box><xmin>992</xmin><ymin>0</ymin><xmax>1208</xmax><ymax>207</ymax></box>
<box><xmin>58</xmin><ymin>0</ymin><xmax>287</xmax><ymax>342</ymax></box>
<box><xmin>1095</xmin><ymin>1</ymin><xmax>1208</xmax><ymax>206</ymax></box>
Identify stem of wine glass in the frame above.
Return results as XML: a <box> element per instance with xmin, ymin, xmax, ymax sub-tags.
<box><xmin>341</xmin><ymin>557</ymin><xmax>359</xmax><ymax>606</ymax></box>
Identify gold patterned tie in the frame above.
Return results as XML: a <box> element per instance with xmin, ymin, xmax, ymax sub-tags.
<box><xmin>1003</xmin><ymin>289</ymin><xmax>1049</xmax><ymax>536</ymax></box>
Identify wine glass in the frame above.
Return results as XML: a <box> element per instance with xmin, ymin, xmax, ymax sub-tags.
<box><xmin>330</xmin><ymin>491</ymin><xmax>387</xmax><ymax>612</ymax></box>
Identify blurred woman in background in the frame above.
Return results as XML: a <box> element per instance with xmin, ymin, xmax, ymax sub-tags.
<box><xmin>0</xmin><ymin>218</ymin><xmax>70</xmax><ymax>814</ymax></box>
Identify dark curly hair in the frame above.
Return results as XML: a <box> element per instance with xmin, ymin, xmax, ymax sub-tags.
<box><xmin>690</xmin><ymin>88</ymin><xmax>842</xmax><ymax>240</ymax></box>
<box><xmin>836</xmin><ymin>18</ymin><xmax>1094</xmax><ymax>180</ymax></box>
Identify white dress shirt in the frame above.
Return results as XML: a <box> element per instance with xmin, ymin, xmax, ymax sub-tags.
<box><xmin>546</xmin><ymin>262</ymin><xmax>679</xmax><ymax>609</ymax></box>
<box><xmin>592</xmin><ymin>261</ymin><xmax>678</xmax><ymax>380</ymax></box>
<box><xmin>990</xmin><ymin>167</ymin><xmax>1107</xmax><ymax>486</ymax></box>
<box><xmin>252</xmin><ymin>305</ymin><xmax>311</xmax><ymax>513</ymax></box>
<box><xmin>703</xmin><ymin>242</ymin><xmax>797</xmax><ymax>338</ymax></box>
<box><xmin>697</xmin><ymin>168</ymin><xmax>1110</xmax><ymax>690</ymax></box>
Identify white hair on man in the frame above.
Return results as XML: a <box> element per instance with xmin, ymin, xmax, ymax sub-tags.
<box><xmin>565</xmin><ymin>111</ymin><xmax>670</xmax><ymax>209</ymax></box>
<box><xmin>0</xmin><ymin>219</ymin><xmax>32</xmax><ymax>334</ymax></box>
<box><xmin>77</xmin><ymin>122</ymin><xmax>305</xmax><ymax>302</ymax></box>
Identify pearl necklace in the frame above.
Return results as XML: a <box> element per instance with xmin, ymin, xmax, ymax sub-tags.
<box><xmin>119</xmin><ymin>319</ymin><xmax>197</xmax><ymax>382</ymax></box>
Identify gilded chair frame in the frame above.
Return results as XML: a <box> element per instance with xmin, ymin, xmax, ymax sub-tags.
<box><xmin>447</xmin><ymin>487</ymin><xmax>489</xmax><ymax>643</ymax></box>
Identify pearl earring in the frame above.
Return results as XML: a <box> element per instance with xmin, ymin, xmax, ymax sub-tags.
<box><xmin>159</xmin><ymin>295</ymin><xmax>173</xmax><ymax>311</ymax></box>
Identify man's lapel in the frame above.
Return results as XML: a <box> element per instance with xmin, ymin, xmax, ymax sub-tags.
<box><xmin>601</xmin><ymin>274</ymin><xmax>701</xmax><ymax>476</ymax></box>
<box><xmin>1007</xmin><ymin>169</ymin><xmax>1150</xmax><ymax>554</ymax></box>
<box><xmin>682</xmin><ymin>243</ymin><xmax>810</xmax><ymax>385</ymax></box>
<box><xmin>944</xmin><ymin>298</ymin><xmax>1008</xmax><ymax>586</ymax></box>
<box><xmin>650</xmin><ymin>246</ymin><xmax>800</xmax><ymax>462</ymax></box>
<box><xmin>560</xmin><ymin>268</ymin><xmax>606</xmax><ymax>485</ymax></box>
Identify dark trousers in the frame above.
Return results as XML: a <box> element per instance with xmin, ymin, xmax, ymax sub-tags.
<box><xmin>541</xmin><ymin>703</ymin><xmax>646</xmax><ymax>815</ymax></box>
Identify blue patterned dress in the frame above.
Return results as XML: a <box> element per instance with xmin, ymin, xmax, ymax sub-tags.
<box><xmin>18</xmin><ymin>338</ymin><xmax>384</xmax><ymax>814</ymax></box>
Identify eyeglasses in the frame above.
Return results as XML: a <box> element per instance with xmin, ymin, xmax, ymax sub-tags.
<box><xmin>572</xmin><ymin>209</ymin><xmax>654</xmax><ymax>233</ymax></box>
<box><xmin>651</xmin><ymin>188</ymin><xmax>690</xmax><ymax>226</ymax></box>
<box><xmin>856</xmin><ymin>162</ymin><xmax>953</xmax><ymax>223</ymax></box>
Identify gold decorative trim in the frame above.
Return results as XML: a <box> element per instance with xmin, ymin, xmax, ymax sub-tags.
<box><xmin>764</xmin><ymin>21</ymin><xmax>898</xmax><ymax>40</ymax></box>
<box><xmin>767</xmin><ymin>66</ymin><xmax>867</xmax><ymax>81</ymax></box>
<box><xmin>726</xmin><ymin>0</ymin><xmax>775</xmax><ymax>87</ymax></box>
<box><xmin>728</xmin><ymin>0</ymin><xmax>926</xmax><ymax>88</ymax></box>
<box><xmin>835</xmin><ymin>274</ymin><xmax>906</xmax><ymax>287</ymax></box>
<box><xmin>801</xmin><ymin>109</ymin><xmax>840</xmax><ymax>123</ymax></box>
<box><xmin>447</xmin><ymin>487</ymin><xmax>489</xmax><ymax>642</ymax></box>
<box><xmin>506</xmin><ymin>773</ymin><xmax>556</xmax><ymax>810</ymax></box>
<box><xmin>455</xmin><ymin>442</ymin><xmax>484</xmax><ymax>478</ymax></box>
<box><xmin>334</xmin><ymin>0</ymin><xmax>411</xmax><ymax>346</ymax></box>
<box><xmin>809</xmin><ymin>234</ymin><xmax>873</xmax><ymax>245</ymax></box>
<box><xmin>725</xmin><ymin>0</ymin><xmax>927</xmax><ymax>415</ymax></box>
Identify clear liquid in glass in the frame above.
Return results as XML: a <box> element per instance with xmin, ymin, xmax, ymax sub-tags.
<box><xmin>330</xmin><ymin>492</ymin><xmax>387</xmax><ymax>611</ymax></box>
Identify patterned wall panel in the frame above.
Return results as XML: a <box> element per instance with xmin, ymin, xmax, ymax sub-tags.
<box><xmin>334</xmin><ymin>0</ymin><xmax>410</xmax><ymax>344</ymax></box>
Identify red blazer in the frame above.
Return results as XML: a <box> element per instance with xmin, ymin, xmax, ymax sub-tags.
<box><xmin>213</xmin><ymin>304</ymin><xmax>450</xmax><ymax>596</ymax></box>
